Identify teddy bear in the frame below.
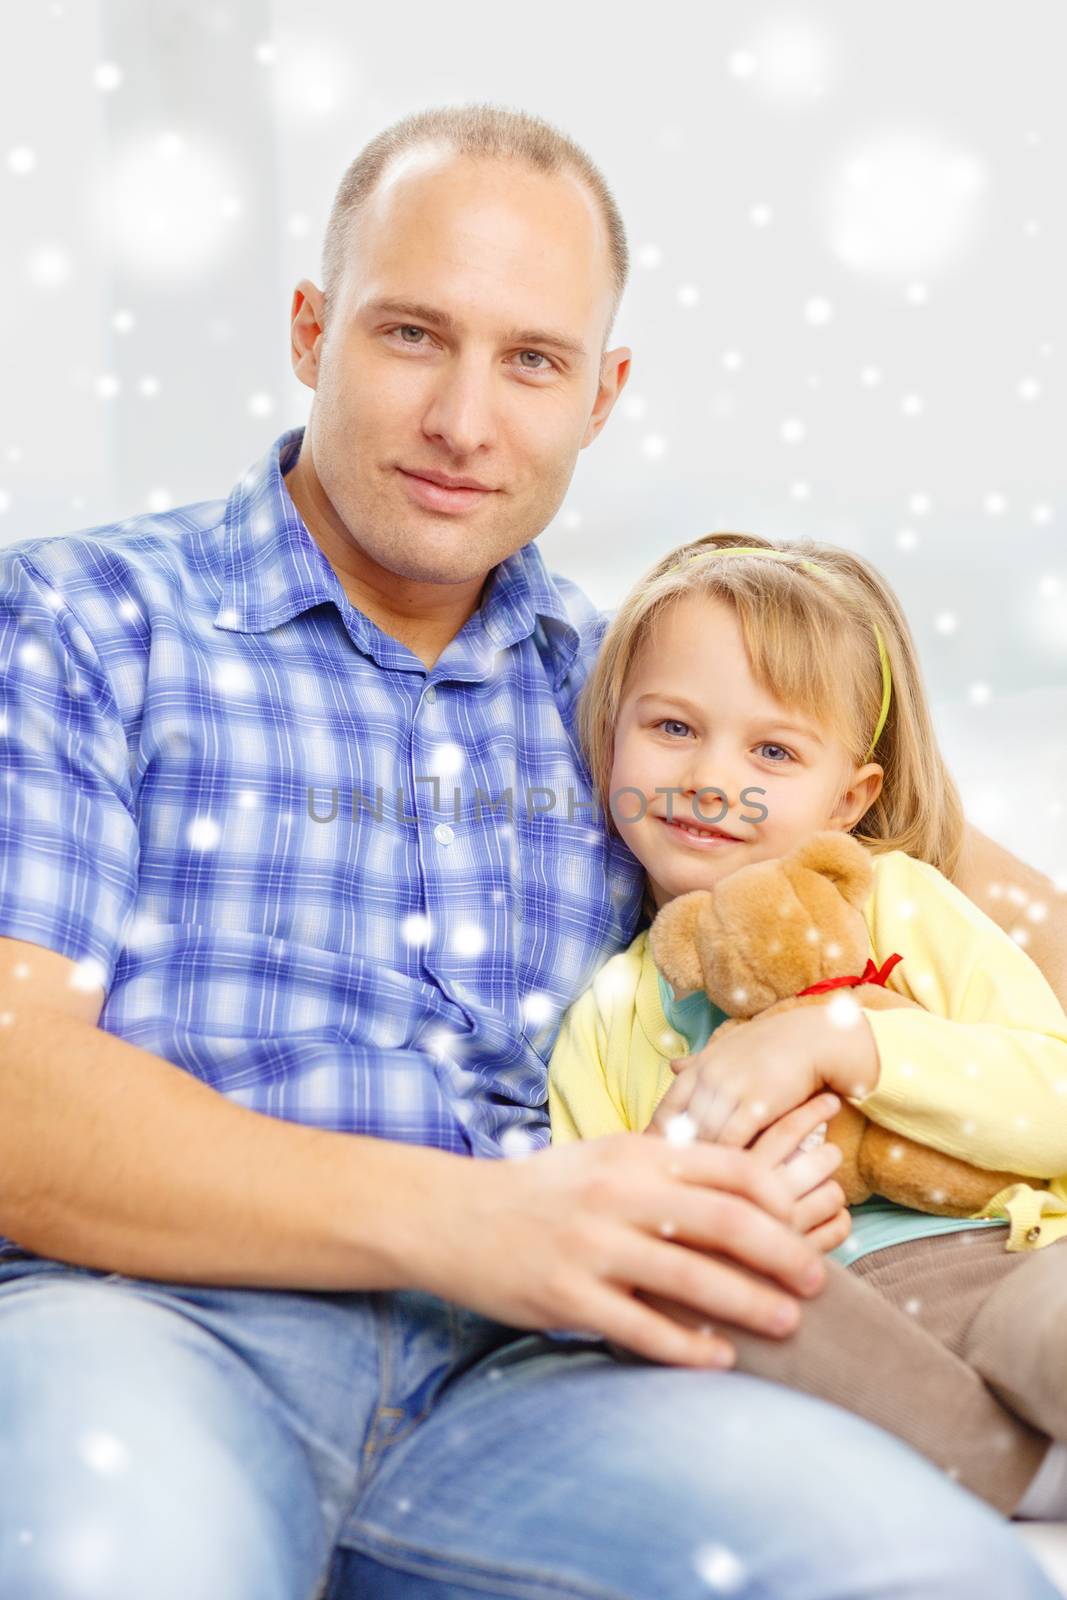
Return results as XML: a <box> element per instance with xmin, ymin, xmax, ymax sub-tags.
<box><xmin>647</xmin><ymin>829</ymin><xmax>1032</xmax><ymax>1217</ymax></box>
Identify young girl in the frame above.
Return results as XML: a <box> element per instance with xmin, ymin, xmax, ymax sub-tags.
<box><xmin>547</xmin><ymin>531</ymin><xmax>1067</xmax><ymax>1521</ymax></box>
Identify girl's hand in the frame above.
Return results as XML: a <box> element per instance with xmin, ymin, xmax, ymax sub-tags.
<box><xmin>748</xmin><ymin>1094</ymin><xmax>852</xmax><ymax>1255</ymax></box>
<box><xmin>644</xmin><ymin>1086</ymin><xmax>852</xmax><ymax>1254</ymax></box>
<box><xmin>646</xmin><ymin>1004</ymin><xmax>880</xmax><ymax>1149</ymax></box>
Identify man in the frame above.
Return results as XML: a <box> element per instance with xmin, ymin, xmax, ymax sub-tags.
<box><xmin>0</xmin><ymin>104</ymin><xmax>1061</xmax><ymax>1599</ymax></box>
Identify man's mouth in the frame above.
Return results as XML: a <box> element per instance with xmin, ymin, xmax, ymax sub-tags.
<box><xmin>396</xmin><ymin>467</ymin><xmax>497</xmax><ymax>516</ymax></box>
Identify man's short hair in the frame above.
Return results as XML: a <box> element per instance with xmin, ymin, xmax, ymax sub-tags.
<box><xmin>320</xmin><ymin>102</ymin><xmax>629</xmax><ymax>346</ymax></box>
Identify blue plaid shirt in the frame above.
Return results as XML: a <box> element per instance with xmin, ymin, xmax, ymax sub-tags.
<box><xmin>0</xmin><ymin>427</ymin><xmax>646</xmax><ymax>1261</ymax></box>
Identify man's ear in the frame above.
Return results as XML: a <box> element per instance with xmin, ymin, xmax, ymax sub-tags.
<box><xmin>581</xmin><ymin>346</ymin><xmax>631</xmax><ymax>448</ymax></box>
<box><xmin>290</xmin><ymin>279</ymin><xmax>327</xmax><ymax>391</ymax></box>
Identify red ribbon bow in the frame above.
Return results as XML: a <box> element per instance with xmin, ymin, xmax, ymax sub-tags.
<box><xmin>796</xmin><ymin>951</ymin><xmax>904</xmax><ymax>999</ymax></box>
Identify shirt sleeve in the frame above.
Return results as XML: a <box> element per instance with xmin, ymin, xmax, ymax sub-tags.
<box><xmin>547</xmin><ymin>982</ymin><xmax>631</xmax><ymax>1142</ymax></box>
<box><xmin>0</xmin><ymin>549</ymin><xmax>139</xmax><ymax>992</ymax></box>
<box><xmin>854</xmin><ymin>850</ymin><xmax>1067</xmax><ymax>1178</ymax></box>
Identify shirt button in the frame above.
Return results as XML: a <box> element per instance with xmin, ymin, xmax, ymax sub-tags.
<box><xmin>424</xmin><ymin>685</ymin><xmax>437</xmax><ymax>705</ymax></box>
<box><xmin>1026</xmin><ymin>1225</ymin><xmax>1042</xmax><ymax>1243</ymax></box>
<box><xmin>434</xmin><ymin>822</ymin><xmax>454</xmax><ymax>845</ymax></box>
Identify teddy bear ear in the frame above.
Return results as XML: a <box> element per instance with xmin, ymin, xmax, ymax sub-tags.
<box><xmin>648</xmin><ymin>891</ymin><xmax>713</xmax><ymax>996</ymax></box>
<box><xmin>783</xmin><ymin>830</ymin><xmax>874</xmax><ymax>909</ymax></box>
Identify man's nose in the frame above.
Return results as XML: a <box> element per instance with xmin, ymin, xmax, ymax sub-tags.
<box><xmin>421</xmin><ymin>355</ymin><xmax>497</xmax><ymax>458</ymax></box>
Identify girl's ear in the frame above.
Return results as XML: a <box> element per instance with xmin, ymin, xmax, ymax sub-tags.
<box><xmin>831</xmin><ymin>764</ymin><xmax>884</xmax><ymax>830</ymax></box>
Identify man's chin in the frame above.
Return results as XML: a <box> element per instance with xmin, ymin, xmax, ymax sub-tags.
<box><xmin>360</xmin><ymin>535</ymin><xmax>501</xmax><ymax>589</ymax></box>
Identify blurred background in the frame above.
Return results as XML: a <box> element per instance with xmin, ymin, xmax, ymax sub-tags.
<box><xmin>1</xmin><ymin>0</ymin><xmax>1064</xmax><ymax>885</ymax></box>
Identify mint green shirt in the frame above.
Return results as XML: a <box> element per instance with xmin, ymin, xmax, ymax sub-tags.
<box><xmin>656</xmin><ymin>974</ymin><xmax>1007</xmax><ymax>1266</ymax></box>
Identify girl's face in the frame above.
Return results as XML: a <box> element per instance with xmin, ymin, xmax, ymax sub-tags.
<box><xmin>609</xmin><ymin>594</ymin><xmax>883</xmax><ymax>913</ymax></box>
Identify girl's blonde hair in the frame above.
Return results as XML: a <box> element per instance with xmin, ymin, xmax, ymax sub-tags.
<box><xmin>577</xmin><ymin>531</ymin><xmax>965</xmax><ymax>918</ymax></box>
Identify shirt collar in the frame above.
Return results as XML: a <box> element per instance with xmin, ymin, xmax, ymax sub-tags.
<box><xmin>215</xmin><ymin>426</ymin><xmax>584</xmax><ymax>687</ymax></box>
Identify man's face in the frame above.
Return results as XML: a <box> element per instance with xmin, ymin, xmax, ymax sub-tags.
<box><xmin>291</xmin><ymin>145</ymin><xmax>629</xmax><ymax>588</ymax></box>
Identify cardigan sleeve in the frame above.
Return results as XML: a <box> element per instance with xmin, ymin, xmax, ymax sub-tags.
<box><xmin>853</xmin><ymin>850</ymin><xmax>1067</xmax><ymax>1178</ymax></box>
<box><xmin>547</xmin><ymin>970</ymin><xmax>634</xmax><ymax>1143</ymax></box>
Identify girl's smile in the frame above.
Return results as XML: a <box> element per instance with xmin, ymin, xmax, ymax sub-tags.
<box><xmin>657</xmin><ymin>815</ymin><xmax>746</xmax><ymax>848</ymax></box>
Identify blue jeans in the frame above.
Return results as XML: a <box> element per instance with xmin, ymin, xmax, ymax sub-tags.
<box><xmin>0</xmin><ymin>1254</ymin><xmax>1058</xmax><ymax>1599</ymax></box>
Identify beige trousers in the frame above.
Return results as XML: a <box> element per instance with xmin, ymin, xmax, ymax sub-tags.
<box><xmin>721</xmin><ymin>1227</ymin><xmax>1067</xmax><ymax>1515</ymax></box>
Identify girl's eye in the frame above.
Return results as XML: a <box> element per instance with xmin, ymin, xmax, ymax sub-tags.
<box><xmin>654</xmin><ymin>718</ymin><xmax>691</xmax><ymax>739</ymax></box>
<box><xmin>757</xmin><ymin>743</ymin><xmax>795</xmax><ymax>763</ymax></box>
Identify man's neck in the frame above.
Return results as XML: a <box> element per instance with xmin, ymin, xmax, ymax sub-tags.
<box><xmin>283</xmin><ymin>451</ymin><xmax>488</xmax><ymax>671</ymax></box>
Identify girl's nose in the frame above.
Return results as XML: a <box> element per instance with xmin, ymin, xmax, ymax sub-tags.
<box><xmin>677</xmin><ymin>748</ymin><xmax>738</xmax><ymax>823</ymax></box>
<box><xmin>686</xmin><ymin>788</ymin><xmax>734</xmax><ymax>828</ymax></box>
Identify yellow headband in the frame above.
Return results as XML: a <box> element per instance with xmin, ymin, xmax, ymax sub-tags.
<box><xmin>665</xmin><ymin>545</ymin><xmax>892</xmax><ymax>761</ymax></box>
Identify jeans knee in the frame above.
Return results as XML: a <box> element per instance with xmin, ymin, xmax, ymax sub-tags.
<box><xmin>918</xmin><ymin>1519</ymin><xmax>1059</xmax><ymax>1599</ymax></box>
<box><xmin>0</xmin><ymin>1284</ymin><xmax>326</xmax><ymax>1599</ymax></box>
<box><xmin>4</xmin><ymin>1490</ymin><xmax>307</xmax><ymax>1600</ymax></box>
<box><xmin>2</xmin><ymin>1425</ymin><xmax>326</xmax><ymax>1600</ymax></box>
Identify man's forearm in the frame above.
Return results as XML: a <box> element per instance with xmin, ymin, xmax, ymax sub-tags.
<box><xmin>953</xmin><ymin>822</ymin><xmax>1067</xmax><ymax>1007</ymax></box>
<box><xmin>0</xmin><ymin>1008</ymin><xmax>472</xmax><ymax>1290</ymax></box>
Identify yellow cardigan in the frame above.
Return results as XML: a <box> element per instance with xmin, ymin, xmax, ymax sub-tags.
<box><xmin>547</xmin><ymin>848</ymin><xmax>1067</xmax><ymax>1252</ymax></box>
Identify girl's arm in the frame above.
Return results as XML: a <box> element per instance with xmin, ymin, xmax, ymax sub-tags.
<box><xmin>546</xmin><ymin>981</ymin><xmax>632</xmax><ymax>1143</ymax></box>
<box><xmin>951</xmin><ymin>822</ymin><xmax>1067</xmax><ymax>1009</ymax></box>
<box><xmin>854</xmin><ymin>849</ymin><xmax>1067</xmax><ymax>1176</ymax></box>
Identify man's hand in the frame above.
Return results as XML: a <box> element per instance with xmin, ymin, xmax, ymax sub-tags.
<box><xmin>629</xmin><ymin>1094</ymin><xmax>851</xmax><ymax>1352</ymax></box>
<box><xmin>414</xmin><ymin>1132</ymin><xmax>829</xmax><ymax>1371</ymax></box>
<box><xmin>646</xmin><ymin>1004</ymin><xmax>880</xmax><ymax>1148</ymax></box>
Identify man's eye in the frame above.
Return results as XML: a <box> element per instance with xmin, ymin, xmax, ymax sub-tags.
<box><xmin>517</xmin><ymin>350</ymin><xmax>552</xmax><ymax>371</ymax></box>
<box><xmin>393</xmin><ymin>326</ymin><xmax>428</xmax><ymax>345</ymax></box>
